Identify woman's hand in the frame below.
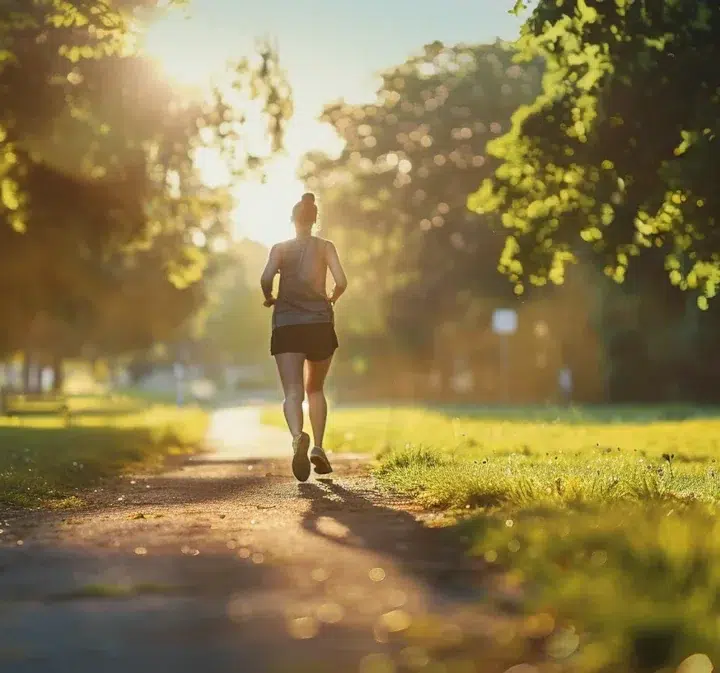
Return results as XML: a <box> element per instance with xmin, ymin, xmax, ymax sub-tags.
<box><xmin>263</xmin><ymin>297</ymin><xmax>276</xmax><ymax>308</ymax></box>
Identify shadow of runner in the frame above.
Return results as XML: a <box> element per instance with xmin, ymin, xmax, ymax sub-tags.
<box><xmin>298</xmin><ymin>480</ymin><xmax>487</xmax><ymax>603</ymax></box>
<box><xmin>0</xmin><ymin>456</ymin><xmax>521</xmax><ymax>673</ymax></box>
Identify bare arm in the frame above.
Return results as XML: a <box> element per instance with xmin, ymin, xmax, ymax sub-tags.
<box><xmin>260</xmin><ymin>244</ymin><xmax>282</xmax><ymax>306</ymax></box>
<box><xmin>326</xmin><ymin>241</ymin><xmax>348</xmax><ymax>304</ymax></box>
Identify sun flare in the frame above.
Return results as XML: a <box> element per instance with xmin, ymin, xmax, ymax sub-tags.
<box><xmin>233</xmin><ymin>162</ymin><xmax>306</xmax><ymax>246</ymax></box>
<box><xmin>141</xmin><ymin>9</ymin><xmax>346</xmax><ymax>249</ymax></box>
<box><xmin>140</xmin><ymin>11</ymin><xmax>222</xmax><ymax>88</ymax></box>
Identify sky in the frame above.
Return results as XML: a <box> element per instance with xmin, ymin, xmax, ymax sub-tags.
<box><xmin>144</xmin><ymin>0</ymin><xmax>530</xmax><ymax>245</ymax></box>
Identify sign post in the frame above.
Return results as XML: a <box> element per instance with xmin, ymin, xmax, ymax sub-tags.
<box><xmin>491</xmin><ymin>309</ymin><xmax>518</xmax><ymax>403</ymax></box>
<box><xmin>173</xmin><ymin>363</ymin><xmax>185</xmax><ymax>407</ymax></box>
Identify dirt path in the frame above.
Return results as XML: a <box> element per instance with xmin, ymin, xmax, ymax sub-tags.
<box><xmin>0</xmin><ymin>406</ymin><xmax>518</xmax><ymax>673</ymax></box>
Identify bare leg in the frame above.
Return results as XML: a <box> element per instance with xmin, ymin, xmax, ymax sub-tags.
<box><xmin>274</xmin><ymin>353</ymin><xmax>306</xmax><ymax>438</ymax></box>
<box><xmin>305</xmin><ymin>356</ymin><xmax>333</xmax><ymax>448</ymax></box>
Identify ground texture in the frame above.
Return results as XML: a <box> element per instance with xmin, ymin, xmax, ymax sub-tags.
<box><xmin>0</xmin><ymin>407</ymin><xmax>517</xmax><ymax>673</ymax></box>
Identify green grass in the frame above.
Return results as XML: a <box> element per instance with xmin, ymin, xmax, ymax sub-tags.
<box><xmin>262</xmin><ymin>404</ymin><xmax>720</xmax><ymax>671</ymax></box>
<box><xmin>0</xmin><ymin>395</ymin><xmax>208</xmax><ymax>509</ymax></box>
<box><xmin>50</xmin><ymin>582</ymin><xmax>185</xmax><ymax>601</ymax></box>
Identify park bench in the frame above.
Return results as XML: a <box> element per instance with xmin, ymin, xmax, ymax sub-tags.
<box><xmin>0</xmin><ymin>388</ymin><xmax>71</xmax><ymax>421</ymax></box>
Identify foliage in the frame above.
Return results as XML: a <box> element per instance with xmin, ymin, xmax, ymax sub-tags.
<box><xmin>199</xmin><ymin>238</ymin><xmax>271</xmax><ymax>367</ymax></box>
<box><xmin>0</xmin><ymin>394</ymin><xmax>208</xmax><ymax>508</ymax></box>
<box><xmin>304</xmin><ymin>30</ymin><xmax>720</xmax><ymax>404</ymax></box>
<box><xmin>263</xmin><ymin>404</ymin><xmax>720</xmax><ymax>670</ymax></box>
<box><xmin>0</xmin><ymin>0</ymin><xmax>292</xmax><ymax>363</ymax></box>
<box><xmin>470</xmin><ymin>0</ymin><xmax>720</xmax><ymax>309</ymax></box>
<box><xmin>466</xmin><ymin>505</ymin><xmax>720</xmax><ymax>671</ymax></box>
<box><xmin>302</xmin><ymin>41</ymin><xmax>542</xmax><ymax>350</ymax></box>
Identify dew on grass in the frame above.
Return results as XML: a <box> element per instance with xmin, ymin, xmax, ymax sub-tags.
<box><xmin>591</xmin><ymin>550</ymin><xmax>608</xmax><ymax>566</ymax></box>
<box><xmin>547</xmin><ymin>627</ymin><xmax>580</xmax><ymax>659</ymax></box>
<box><xmin>379</xmin><ymin>609</ymin><xmax>412</xmax><ymax>633</ymax></box>
<box><xmin>677</xmin><ymin>654</ymin><xmax>713</xmax><ymax>673</ymax></box>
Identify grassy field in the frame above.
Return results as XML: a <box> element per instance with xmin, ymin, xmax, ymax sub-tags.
<box><xmin>262</xmin><ymin>404</ymin><xmax>720</xmax><ymax>671</ymax></box>
<box><xmin>0</xmin><ymin>395</ymin><xmax>208</xmax><ymax>509</ymax></box>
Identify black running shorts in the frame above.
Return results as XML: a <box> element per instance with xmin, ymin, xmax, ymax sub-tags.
<box><xmin>270</xmin><ymin>323</ymin><xmax>338</xmax><ymax>362</ymax></box>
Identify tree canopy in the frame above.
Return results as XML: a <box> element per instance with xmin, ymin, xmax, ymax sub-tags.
<box><xmin>199</xmin><ymin>238</ymin><xmax>270</xmax><ymax>369</ymax></box>
<box><xmin>305</xmin><ymin>26</ymin><xmax>720</xmax><ymax>404</ymax></box>
<box><xmin>0</xmin><ymin>0</ymin><xmax>291</xmax><ymax>369</ymax></box>
<box><xmin>302</xmin><ymin>41</ymin><xmax>542</xmax><ymax>350</ymax></box>
<box><xmin>470</xmin><ymin>0</ymin><xmax>720</xmax><ymax>308</ymax></box>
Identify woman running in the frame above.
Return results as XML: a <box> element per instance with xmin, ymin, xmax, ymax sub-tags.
<box><xmin>260</xmin><ymin>193</ymin><xmax>348</xmax><ymax>481</ymax></box>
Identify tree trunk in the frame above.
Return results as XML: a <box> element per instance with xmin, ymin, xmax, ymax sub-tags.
<box><xmin>31</xmin><ymin>360</ymin><xmax>42</xmax><ymax>392</ymax></box>
<box><xmin>22</xmin><ymin>351</ymin><xmax>32</xmax><ymax>392</ymax></box>
<box><xmin>51</xmin><ymin>356</ymin><xmax>64</xmax><ymax>393</ymax></box>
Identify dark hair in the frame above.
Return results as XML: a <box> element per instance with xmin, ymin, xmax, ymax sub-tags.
<box><xmin>292</xmin><ymin>192</ymin><xmax>317</xmax><ymax>227</ymax></box>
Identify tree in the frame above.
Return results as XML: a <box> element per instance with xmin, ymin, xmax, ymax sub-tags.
<box><xmin>299</xmin><ymin>42</ymin><xmax>605</xmax><ymax>401</ymax></box>
<box><xmin>470</xmin><ymin>0</ymin><xmax>720</xmax><ymax>308</ymax></box>
<box><xmin>199</xmin><ymin>238</ymin><xmax>271</xmax><ymax>370</ymax></box>
<box><xmin>303</xmin><ymin>42</ymin><xmax>542</xmax><ymax>348</ymax></box>
<box><xmin>0</xmin><ymin>0</ymin><xmax>292</xmax><ymax>379</ymax></box>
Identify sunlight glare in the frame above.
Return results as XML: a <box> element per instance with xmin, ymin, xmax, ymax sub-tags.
<box><xmin>141</xmin><ymin>5</ymin><xmax>350</xmax><ymax>251</ymax></box>
<box><xmin>233</xmin><ymin>161</ymin><xmax>305</xmax><ymax>247</ymax></box>
<box><xmin>194</xmin><ymin>147</ymin><xmax>231</xmax><ymax>189</ymax></box>
<box><xmin>141</xmin><ymin>12</ymin><xmax>225</xmax><ymax>88</ymax></box>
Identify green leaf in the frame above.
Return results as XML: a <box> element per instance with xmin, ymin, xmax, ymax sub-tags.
<box><xmin>1</xmin><ymin>178</ymin><xmax>19</xmax><ymax>210</ymax></box>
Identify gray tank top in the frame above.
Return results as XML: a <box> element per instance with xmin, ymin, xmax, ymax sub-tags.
<box><xmin>273</xmin><ymin>236</ymin><xmax>334</xmax><ymax>329</ymax></box>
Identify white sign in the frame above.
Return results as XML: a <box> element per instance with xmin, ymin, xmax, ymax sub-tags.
<box><xmin>558</xmin><ymin>367</ymin><xmax>573</xmax><ymax>393</ymax></box>
<box><xmin>492</xmin><ymin>308</ymin><xmax>518</xmax><ymax>335</ymax></box>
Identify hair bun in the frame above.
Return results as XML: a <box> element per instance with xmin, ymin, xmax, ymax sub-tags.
<box><xmin>301</xmin><ymin>192</ymin><xmax>315</xmax><ymax>205</ymax></box>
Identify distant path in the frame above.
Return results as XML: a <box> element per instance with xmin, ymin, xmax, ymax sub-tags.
<box><xmin>0</xmin><ymin>404</ymin><xmax>514</xmax><ymax>673</ymax></box>
<box><xmin>202</xmin><ymin>405</ymin><xmax>292</xmax><ymax>460</ymax></box>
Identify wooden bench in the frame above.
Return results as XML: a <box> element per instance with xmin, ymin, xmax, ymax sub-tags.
<box><xmin>0</xmin><ymin>389</ymin><xmax>71</xmax><ymax>420</ymax></box>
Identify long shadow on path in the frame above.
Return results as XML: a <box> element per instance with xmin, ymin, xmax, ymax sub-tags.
<box><xmin>0</xmin><ymin>457</ymin><xmax>510</xmax><ymax>673</ymax></box>
<box><xmin>298</xmin><ymin>479</ymin><xmax>487</xmax><ymax>604</ymax></box>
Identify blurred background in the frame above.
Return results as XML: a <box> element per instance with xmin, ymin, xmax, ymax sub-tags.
<box><xmin>1</xmin><ymin>0</ymin><xmax>717</xmax><ymax>409</ymax></box>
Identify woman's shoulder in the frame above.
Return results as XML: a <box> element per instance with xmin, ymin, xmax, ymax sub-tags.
<box><xmin>273</xmin><ymin>238</ymin><xmax>298</xmax><ymax>254</ymax></box>
<box><xmin>313</xmin><ymin>236</ymin><xmax>336</xmax><ymax>250</ymax></box>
